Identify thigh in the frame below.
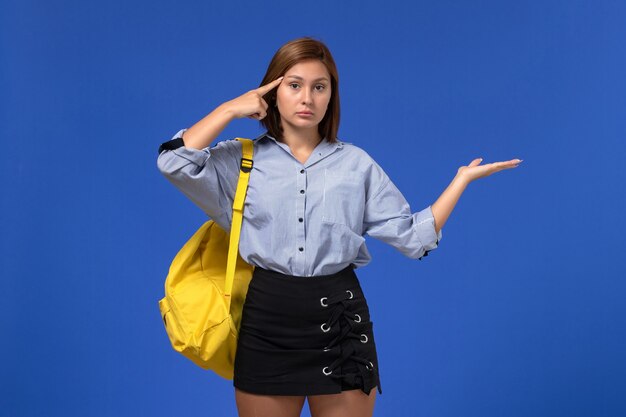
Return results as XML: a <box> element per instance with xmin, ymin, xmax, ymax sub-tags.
<box><xmin>307</xmin><ymin>386</ymin><xmax>377</xmax><ymax>417</ymax></box>
<box><xmin>234</xmin><ymin>387</ymin><xmax>306</xmax><ymax>417</ymax></box>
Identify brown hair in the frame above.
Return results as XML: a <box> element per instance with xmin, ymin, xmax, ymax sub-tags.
<box><xmin>258</xmin><ymin>36</ymin><xmax>340</xmax><ymax>144</ymax></box>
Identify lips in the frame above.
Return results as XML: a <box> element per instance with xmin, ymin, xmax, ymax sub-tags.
<box><xmin>296</xmin><ymin>111</ymin><xmax>313</xmax><ymax>115</ymax></box>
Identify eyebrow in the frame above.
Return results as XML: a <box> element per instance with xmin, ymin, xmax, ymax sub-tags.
<box><xmin>285</xmin><ymin>75</ymin><xmax>330</xmax><ymax>82</ymax></box>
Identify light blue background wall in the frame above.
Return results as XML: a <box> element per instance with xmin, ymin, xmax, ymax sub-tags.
<box><xmin>2</xmin><ymin>1</ymin><xmax>625</xmax><ymax>416</ymax></box>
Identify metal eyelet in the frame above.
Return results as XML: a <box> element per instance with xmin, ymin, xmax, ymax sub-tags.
<box><xmin>353</xmin><ymin>313</ymin><xmax>361</xmax><ymax>323</ymax></box>
<box><xmin>322</xmin><ymin>366</ymin><xmax>333</xmax><ymax>376</ymax></box>
<box><xmin>346</xmin><ymin>290</ymin><xmax>353</xmax><ymax>299</ymax></box>
<box><xmin>320</xmin><ymin>297</ymin><xmax>328</xmax><ymax>307</ymax></box>
<box><xmin>360</xmin><ymin>334</ymin><xmax>368</xmax><ymax>343</ymax></box>
<box><xmin>366</xmin><ymin>361</ymin><xmax>374</xmax><ymax>371</ymax></box>
<box><xmin>321</xmin><ymin>323</ymin><xmax>331</xmax><ymax>333</ymax></box>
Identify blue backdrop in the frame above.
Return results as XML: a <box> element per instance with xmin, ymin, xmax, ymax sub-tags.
<box><xmin>2</xmin><ymin>1</ymin><xmax>625</xmax><ymax>416</ymax></box>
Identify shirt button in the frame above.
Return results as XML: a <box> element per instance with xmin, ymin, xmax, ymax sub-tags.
<box><xmin>300</xmin><ymin>189</ymin><xmax>305</xmax><ymax>194</ymax></box>
<box><xmin>300</xmin><ymin>169</ymin><xmax>305</xmax><ymax>174</ymax></box>
<box><xmin>298</xmin><ymin>247</ymin><xmax>304</xmax><ymax>252</ymax></box>
<box><xmin>299</xmin><ymin>218</ymin><xmax>303</xmax><ymax>222</ymax></box>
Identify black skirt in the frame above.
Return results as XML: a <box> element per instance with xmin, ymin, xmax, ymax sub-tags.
<box><xmin>233</xmin><ymin>264</ymin><xmax>383</xmax><ymax>396</ymax></box>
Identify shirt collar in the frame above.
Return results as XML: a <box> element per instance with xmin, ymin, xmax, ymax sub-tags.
<box><xmin>258</xmin><ymin>132</ymin><xmax>344</xmax><ymax>149</ymax></box>
<box><xmin>257</xmin><ymin>132</ymin><xmax>344</xmax><ymax>167</ymax></box>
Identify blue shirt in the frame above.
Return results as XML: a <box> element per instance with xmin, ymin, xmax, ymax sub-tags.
<box><xmin>157</xmin><ymin>128</ymin><xmax>442</xmax><ymax>277</ymax></box>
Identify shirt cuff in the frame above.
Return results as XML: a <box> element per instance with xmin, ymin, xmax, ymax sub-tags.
<box><xmin>414</xmin><ymin>205</ymin><xmax>442</xmax><ymax>260</ymax></box>
<box><xmin>157</xmin><ymin>128</ymin><xmax>211</xmax><ymax>167</ymax></box>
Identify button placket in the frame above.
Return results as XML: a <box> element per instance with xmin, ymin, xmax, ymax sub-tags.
<box><xmin>295</xmin><ymin>166</ymin><xmax>307</xmax><ymax>273</ymax></box>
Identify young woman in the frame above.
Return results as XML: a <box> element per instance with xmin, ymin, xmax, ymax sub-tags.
<box><xmin>157</xmin><ymin>36</ymin><xmax>521</xmax><ymax>417</ymax></box>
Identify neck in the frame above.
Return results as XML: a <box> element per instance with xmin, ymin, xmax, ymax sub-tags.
<box><xmin>279</xmin><ymin>125</ymin><xmax>323</xmax><ymax>150</ymax></box>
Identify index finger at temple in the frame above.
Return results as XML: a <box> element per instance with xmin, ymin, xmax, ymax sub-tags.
<box><xmin>256</xmin><ymin>76</ymin><xmax>284</xmax><ymax>95</ymax></box>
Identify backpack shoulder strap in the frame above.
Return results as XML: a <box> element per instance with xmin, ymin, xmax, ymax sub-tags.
<box><xmin>224</xmin><ymin>138</ymin><xmax>254</xmax><ymax>311</ymax></box>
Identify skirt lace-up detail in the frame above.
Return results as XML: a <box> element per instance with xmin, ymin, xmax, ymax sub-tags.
<box><xmin>319</xmin><ymin>289</ymin><xmax>382</xmax><ymax>395</ymax></box>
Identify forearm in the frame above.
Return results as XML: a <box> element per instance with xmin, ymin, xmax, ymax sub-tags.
<box><xmin>430</xmin><ymin>173</ymin><xmax>469</xmax><ymax>235</ymax></box>
<box><xmin>181</xmin><ymin>103</ymin><xmax>236</xmax><ymax>150</ymax></box>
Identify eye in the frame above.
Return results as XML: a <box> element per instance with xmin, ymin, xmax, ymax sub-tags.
<box><xmin>316</xmin><ymin>84</ymin><xmax>326</xmax><ymax>91</ymax></box>
<box><xmin>289</xmin><ymin>83</ymin><xmax>300</xmax><ymax>89</ymax></box>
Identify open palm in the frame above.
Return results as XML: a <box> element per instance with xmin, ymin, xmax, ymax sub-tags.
<box><xmin>458</xmin><ymin>158</ymin><xmax>523</xmax><ymax>183</ymax></box>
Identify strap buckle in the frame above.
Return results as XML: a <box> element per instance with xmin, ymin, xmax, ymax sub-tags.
<box><xmin>240</xmin><ymin>157</ymin><xmax>253</xmax><ymax>173</ymax></box>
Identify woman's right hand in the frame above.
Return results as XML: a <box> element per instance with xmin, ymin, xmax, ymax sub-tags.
<box><xmin>224</xmin><ymin>76</ymin><xmax>284</xmax><ymax>121</ymax></box>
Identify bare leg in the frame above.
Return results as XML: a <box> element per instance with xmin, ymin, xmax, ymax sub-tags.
<box><xmin>235</xmin><ymin>387</ymin><xmax>306</xmax><ymax>417</ymax></box>
<box><xmin>307</xmin><ymin>386</ymin><xmax>377</xmax><ymax>417</ymax></box>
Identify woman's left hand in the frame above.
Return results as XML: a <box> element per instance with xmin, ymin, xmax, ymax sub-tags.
<box><xmin>457</xmin><ymin>158</ymin><xmax>523</xmax><ymax>184</ymax></box>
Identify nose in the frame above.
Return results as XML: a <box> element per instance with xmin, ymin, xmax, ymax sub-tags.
<box><xmin>301</xmin><ymin>88</ymin><xmax>313</xmax><ymax>105</ymax></box>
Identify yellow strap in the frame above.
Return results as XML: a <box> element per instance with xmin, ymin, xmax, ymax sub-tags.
<box><xmin>224</xmin><ymin>138</ymin><xmax>254</xmax><ymax>312</ymax></box>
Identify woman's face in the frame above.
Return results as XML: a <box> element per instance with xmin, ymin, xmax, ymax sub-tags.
<box><xmin>275</xmin><ymin>59</ymin><xmax>332</xmax><ymax>136</ymax></box>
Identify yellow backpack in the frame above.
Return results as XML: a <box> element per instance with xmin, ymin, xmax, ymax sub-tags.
<box><xmin>158</xmin><ymin>138</ymin><xmax>255</xmax><ymax>380</ymax></box>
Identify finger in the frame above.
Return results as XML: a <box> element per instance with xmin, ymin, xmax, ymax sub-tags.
<box><xmin>256</xmin><ymin>76</ymin><xmax>284</xmax><ymax>96</ymax></box>
<box><xmin>468</xmin><ymin>158</ymin><xmax>483</xmax><ymax>167</ymax></box>
<box><xmin>496</xmin><ymin>159</ymin><xmax>522</xmax><ymax>165</ymax></box>
<box><xmin>492</xmin><ymin>161</ymin><xmax>520</xmax><ymax>172</ymax></box>
<box><xmin>499</xmin><ymin>159</ymin><xmax>522</xmax><ymax>167</ymax></box>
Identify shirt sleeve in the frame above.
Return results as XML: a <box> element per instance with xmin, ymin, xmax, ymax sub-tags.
<box><xmin>156</xmin><ymin>128</ymin><xmax>241</xmax><ymax>231</ymax></box>
<box><xmin>362</xmin><ymin>161</ymin><xmax>442</xmax><ymax>260</ymax></box>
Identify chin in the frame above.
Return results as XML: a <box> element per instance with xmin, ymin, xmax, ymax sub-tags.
<box><xmin>289</xmin><ymin>119</ymin><xmax>319</xmax><ymax>127</ymax></box>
